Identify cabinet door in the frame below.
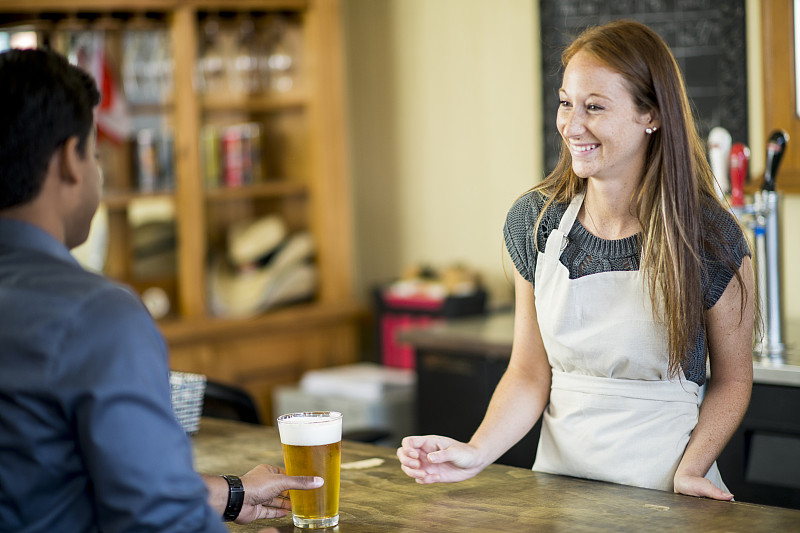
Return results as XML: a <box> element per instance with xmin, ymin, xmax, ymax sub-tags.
<box><xmin>169</xmin><ymin>317</ymin><xmax>359</xmax><ymax>422</ymax></box>
<box><xmin>716</xmin><ymin>383</ymin><xmax>800</xmax><ymax>509</ymax></box>
<box><xmin>415</xmin><ymin>349</ymin><xmax>541</xmax><ymax>468</ymax></box>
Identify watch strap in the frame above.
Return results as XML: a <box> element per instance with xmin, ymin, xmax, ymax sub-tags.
<box><xmin>220</xmin><ymin>474</ymin><xmax>244</xmax><ymax>521</ymax></box>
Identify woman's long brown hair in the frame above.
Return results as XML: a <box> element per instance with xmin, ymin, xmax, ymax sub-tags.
<box><xmin>534</xmin><ymin>20</ymin><xmax>749</xmax><ymax>377</ymax></box>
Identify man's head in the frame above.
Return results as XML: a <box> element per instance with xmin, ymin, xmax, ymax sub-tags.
<box><xmin>0</xmin><ymin>48</ymin><xmax>103</xmax><ymax>247</ymax></box>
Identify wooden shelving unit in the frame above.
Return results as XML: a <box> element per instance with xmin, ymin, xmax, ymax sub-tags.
<box><xmin>201</xmin><ymin>92</ymin><xmax>308</xmax><ymax>112</ymax></box>
<box><xmin>0</xmin><ymin>0</ymin><xmax>360</xmax><ymax>421</ymax></box>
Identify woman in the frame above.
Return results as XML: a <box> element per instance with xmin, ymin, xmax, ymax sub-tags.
<box><xmin>397</xmin><ymin>20</ymin><xmax>755</xmax><ymax>500</ymax></box>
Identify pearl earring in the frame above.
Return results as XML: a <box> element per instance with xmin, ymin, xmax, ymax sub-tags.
<box><xmin>646</xmin><ymin>126</ymin><xmax>658</xmax><ymax>135</ymax></box>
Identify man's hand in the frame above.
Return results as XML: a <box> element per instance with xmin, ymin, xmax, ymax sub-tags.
<box><xmin>236</xmin><ymin>464</ymin><xmax>324</xmax><ymax>524</ymax></box>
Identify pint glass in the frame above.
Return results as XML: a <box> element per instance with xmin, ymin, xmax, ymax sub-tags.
<box><xmin>277</xmin><ymin>411</ymin><xmax>342</xmax><ymax>529</ymax></box>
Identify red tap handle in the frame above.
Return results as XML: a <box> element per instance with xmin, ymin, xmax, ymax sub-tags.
<box><xmin>729</xmin><ymin>143</ymin><xmax>749</xmax><ymax>207</ymax></box>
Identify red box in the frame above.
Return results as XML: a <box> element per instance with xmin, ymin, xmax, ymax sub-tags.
<box><xmin>373</xmin><ymin>286</ymin><xmax>486</xmax><ymax>369</ymax></box>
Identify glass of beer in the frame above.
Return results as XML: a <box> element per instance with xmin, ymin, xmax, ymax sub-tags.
<box><xmin>277</xmin><ymin>411</ymin><xmax>342</xmax><ymax>529</ymax></box>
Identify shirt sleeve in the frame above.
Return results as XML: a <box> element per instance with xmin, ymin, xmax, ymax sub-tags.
<box><xmin>503</xmin><ymin>192</ymin><xmax>537</xmax><ymax>284</ymax></box>
<box><xmin>61</xmin><ymin>285</ymin><xmax>226</xmax><ymax>533</ymax></box>
<box><xmin>703</xmin><ymin>206</ymin><xmax>752</xmax><ymax>310</ymax></box>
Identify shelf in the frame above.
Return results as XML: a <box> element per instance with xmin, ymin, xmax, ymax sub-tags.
<box><xmin>102</xmin><ymin>189</ymin><xmax>175</xmax><ymax>210</ymax></box>
<box><xmin>205</xmin><ymin>180</ymin><xmax>307</xmax><ymax>201</ymax></box>
<box><xmin>102</xmin><ymin>182</ymin><xmax>306</xmax><ymax>209</ymax></box>
<box><xmin>129</xmin><ymin>101</ymin><xmax>173</xmax><ymax>115</ymax></box>
<box><xmin>0</xmin><ymin>1</ymin><xmax>309</xmax><ymax>11</ymax></box>
<box><xmin>201</xmin><ymin>92</ymin><xmax>308</xmax><ymax>113</ymax></box>
<box><xmin>190</xmin><ymin>0</ymin><xmax>308</xmax><ymax>9</ymax></box>
<box><xmin>158</xmin><ymin>299</ymin><xmax>363</xmax><ymax>346</ymax></box>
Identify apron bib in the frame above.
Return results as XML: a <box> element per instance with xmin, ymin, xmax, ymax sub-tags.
<box><xmin>531</xmin><ymin>191</ymin><xmax>726</xmax><ymax>492</ymax></box>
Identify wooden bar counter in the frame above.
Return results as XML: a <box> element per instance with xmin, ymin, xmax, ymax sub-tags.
<box><xmin>193</xmin><ymin>418</ymin><xmax>800</xmax><ymax>532</ymax></box>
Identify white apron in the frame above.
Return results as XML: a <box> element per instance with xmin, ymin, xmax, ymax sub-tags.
<box><xmin>531</xmin><ymin>191</ymin><xmax>726</xmax><ymax>492</ymax></box>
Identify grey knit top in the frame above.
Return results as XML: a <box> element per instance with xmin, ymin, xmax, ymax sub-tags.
<box><xmin>503</xmin><ymin>190</ymin><xmax>750</xmax><ymax>385</ymax></box>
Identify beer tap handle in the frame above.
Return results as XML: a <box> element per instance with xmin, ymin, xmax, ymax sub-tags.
<box><xmin>708</xmin><ymin>127</ymin><xmax>732</xmax><ymax>198</ymax></box>
<box><xmin>762</xmin><ymin>130</ymin><xmax>789</xmax><ymax>192</ymax></box>
<box><xmin>729</xmin><ymin>143</ymin><xmax>749</xmax><ymax>208</ymax></box>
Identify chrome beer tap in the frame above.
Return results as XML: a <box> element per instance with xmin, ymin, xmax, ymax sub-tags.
<box><xmin>758</xmin><ymin>131</ymin><xmax>788</xmax><ymax>359</ymax></box>
<box><xmin>734</xmin><ymin>131</ymin><xmax>789</xmax><ymax>360</ymax></box>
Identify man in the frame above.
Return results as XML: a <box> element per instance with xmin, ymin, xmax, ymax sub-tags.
<box><xmin>0</xmin><ymin>48</ymin><xmax>321</xmax><ymax>532</ymax></box>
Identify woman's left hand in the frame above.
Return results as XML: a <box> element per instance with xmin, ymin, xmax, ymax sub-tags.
<box><xmin>673</xmin><ymin>472</ymin><xmax>734</xmax><ymax>501</ymax></box>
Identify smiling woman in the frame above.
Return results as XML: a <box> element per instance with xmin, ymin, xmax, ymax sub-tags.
<box><xmin>397</xmin><ymin>19</ymin><xmax>755</xmax><ymax>503</ymax></box>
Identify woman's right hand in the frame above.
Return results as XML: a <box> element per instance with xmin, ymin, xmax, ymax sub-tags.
<box><xmin>396</xmin><ymin>435</ymin><xmax>487</xmax><ymax>484</ymax></box>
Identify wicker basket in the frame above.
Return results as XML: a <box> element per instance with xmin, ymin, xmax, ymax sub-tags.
<box><xmin>170</xmin><ymin>371</ymin><xmax>207</xmax><ymax>434</ymax></box>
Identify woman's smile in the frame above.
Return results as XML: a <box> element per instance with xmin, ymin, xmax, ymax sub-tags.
<box><xmin>570</xmin><ymin>142</ymin><xmax>600</xmax><ymax>155</ymax></box>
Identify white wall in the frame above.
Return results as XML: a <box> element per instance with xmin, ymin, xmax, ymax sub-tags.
<box><xmin>343</xmin><ymin>0</ymin><xmax>539</xmax><ymax>307</ymax></box>
<box><xmin>343</xmin><ymin>0</ymin><xmax>800</xmax><ymax>326</ymax></box>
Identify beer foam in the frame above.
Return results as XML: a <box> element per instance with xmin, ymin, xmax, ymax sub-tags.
<box><xmin>278</xmin><ymin>413</ymin><xmax>342</xmax><ymax>446</ymax></box>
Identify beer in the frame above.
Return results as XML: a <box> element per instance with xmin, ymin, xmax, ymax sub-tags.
<box><xmin>277</xmin><ymin>411</ymin><xmax>342</xmax><ymax>529</ymax></box>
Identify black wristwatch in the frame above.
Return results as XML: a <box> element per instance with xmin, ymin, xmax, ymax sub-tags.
<box><xmin>220</xmin><ymin>474</ymin><xmax>244</xmax><ymax>522</ymax></box>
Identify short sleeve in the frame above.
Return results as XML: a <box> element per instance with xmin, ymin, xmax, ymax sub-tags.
<box><xmin>503</xmin><ymin>191</ymin><xmax>537</xmax><ymax>284</ymax></box>
<box><xmin>703</xmin><ymin>206</ymin><xmax>752</xmax><ymax>309</ymax></box>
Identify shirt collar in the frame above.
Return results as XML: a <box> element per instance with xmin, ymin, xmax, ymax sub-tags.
<box><xmin>0</xmin><ymin>218</ymin><xmax>79</xmax><ymax>266</ymax></box>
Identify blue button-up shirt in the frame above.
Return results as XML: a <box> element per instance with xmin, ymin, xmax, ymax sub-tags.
<box><xmin>0</xmin><ymin>219</ymin><xmax>226</xmax><ymax>532</ymax></box>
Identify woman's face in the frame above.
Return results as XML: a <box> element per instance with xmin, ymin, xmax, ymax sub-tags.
<box><xmin>556</xmin><ymin>50</ymin><xmax>656</xmax><ymax>184</ymax></box>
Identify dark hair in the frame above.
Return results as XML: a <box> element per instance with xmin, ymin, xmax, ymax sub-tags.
<box><xmin>0</xmin><ymin>48</ymin><xmax>100</xmax><ymax>209</ymax></box>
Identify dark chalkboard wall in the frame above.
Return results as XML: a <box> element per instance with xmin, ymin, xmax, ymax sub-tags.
<box><xmin>540</xmin><ymin>0</ymin><xmax>748</xmax><ymax>173</ymax></box>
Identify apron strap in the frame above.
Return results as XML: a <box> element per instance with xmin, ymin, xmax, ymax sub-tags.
<box><xmin>544</xmin><ymin>191</ymin><xmax>585</xmax><ymax>259</ymax></box>
<box><xmin>550</xmin><ymin>370</ymin><xmax>700</xmax><ymax>404</ymax></box>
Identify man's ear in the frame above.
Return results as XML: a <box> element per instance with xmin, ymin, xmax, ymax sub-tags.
<box><xmin>59</xmin><ymin>136</ymin><xmax>83</xmax><ymax>186</ymax></box>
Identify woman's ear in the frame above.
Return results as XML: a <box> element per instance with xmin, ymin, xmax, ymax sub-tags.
<box><xmin>642</xmin><ymin>110</ymin><xmax>661</xmax><ymax>131</ymax></box>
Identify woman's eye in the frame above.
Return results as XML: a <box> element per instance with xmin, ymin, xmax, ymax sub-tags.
<box><xmin>587</xmin><ymin>104</ymin><xmax>604</xmax><ymax>111</ymax></box>
<box><xmin>558</xmin><ymin>100</ymin><xmax>571</xmax><ymax>108</ymax></box>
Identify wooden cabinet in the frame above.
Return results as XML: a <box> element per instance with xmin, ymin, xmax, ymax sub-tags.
<box><xmin>762</xmin><ymin>0</ymin><xmax>800</xmax><ymax>193</ymax></box>
<box><xmin>0</xmin><ymin>0</ymin><xmax>360</xmax><ymax>421</ymax></box>
<box><xmin>717</xmin><ymin>382</ymin><xmax>800</xmax><ymax>510</ymax></box>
